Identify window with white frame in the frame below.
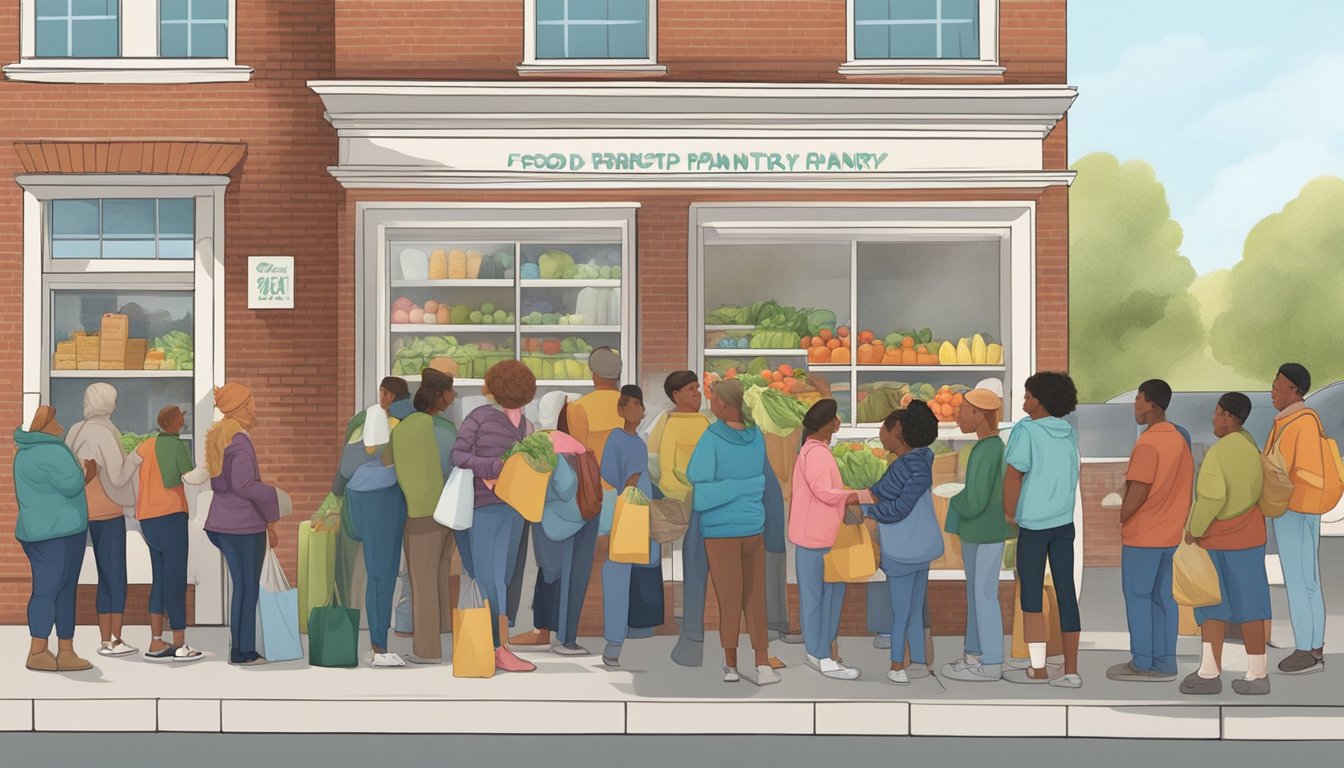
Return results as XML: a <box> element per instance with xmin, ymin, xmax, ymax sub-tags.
<box><xmin>844</xmin><ymin>0</ymin><xmax>1000</xmax><ymax>74</ymax></box>
<box><xmin>51</xmin><ymin>198</ymin><xmax>195</xmax><ymax>260</ymax></box>
<box><xmin>523</xmin><ymin>0</ymin><xmax>661</xmax><ymax>71</ymax></box>
<box><xmin>8</xmin><ymin>0</ymin><xmax>250</xmax><ymax>82</ymax></box>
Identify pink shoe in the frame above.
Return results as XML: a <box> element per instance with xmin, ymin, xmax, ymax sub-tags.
<box><xmin>495</xmin><ymin>647</ymin><xmax>536</xmax><ymax>673</ymax></box>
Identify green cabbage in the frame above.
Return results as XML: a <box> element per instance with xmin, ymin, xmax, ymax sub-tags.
<box><xmin>742</xmin><ymin>385</ymin><xmax>808</xmax><ymax>437</ymax></box>
<box><xmin>502</xmin><ymin>432</ymin><xmax>559</xmax><ymax>472</ymax></box>
<box><xmin>539</xmin><ymin>251</ymin><xmax>576</xmax><ymax>279</ymax></box>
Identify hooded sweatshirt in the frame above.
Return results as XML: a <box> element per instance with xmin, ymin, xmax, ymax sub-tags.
<box><xmin>13</xmin><ymin>427</ymin><xmax>89</xmax><ymax>542</ymax></box>
<box><xmin>685</xmin><ymin>420</ymin><xmax>782</xmax><ymax>540</ymax></box>
<box><xmin>650</xmin><ymin>411</ymin><xmax>711</xmax><ymax>502</ymax></box>
<box><xmin>383</xmin><ymin>411</ymin><xmax>458</xmax><ymax>518</ymax></box>
<box><xmin>1004</xmin><ymin>416</ymin><xmax>1081</xmax><ymax>531</ymax></box>
<box><xmin>788</xmin><ymin>438</ymin><xmax>852</xmax><ymax>549</ymax></box>
<box><xmin>65</xmin><ymin>384</ymin><xmax>140</xmax><ymax>520</ymax></box>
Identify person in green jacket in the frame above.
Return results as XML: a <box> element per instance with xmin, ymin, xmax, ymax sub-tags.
<box><xmin>941</xmin><ymin>385</ymin><xmax>1015</xmax><ymax>682</ymax></box>
<box><xmin>14</xmin><ymin>406</ymin><xmax>97</xmax><ymax>672</ymax></box>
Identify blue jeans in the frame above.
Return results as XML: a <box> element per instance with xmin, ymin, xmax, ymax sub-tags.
<box><xmin>458</xmin><ymin>503</ymin><xmax>525</xmax><ymax>648</ymax></box>
<box><xmin>141</xmin><ymin>513</ymin><xmax>189</xmax><ymax>630</ymax></box>
<box><xmin>603</xmin><ymin>539</ymin><xmax>662</xmax><ymax>646</ymax></box>
<box><xmin>1121</xmin><ymin>544</ymin><xmax>1178</xmax><ymax>674</ymax></box>
<box><xmin>962</xmin><ymin>540</ymin><xmax>1006</xmax><ymax>665</ymax></box>
<box><xmin>796</xmin><ymin>545</ymin><xmax>846</xmax><ymax>661</ymax></box>
<box><xmin>880</xmin><ymin>558</ymin><xmax>930</xmax><ymax>664</ymax></box>
<box><xmin>532</xmin><ymin>516</ymin><xmax>600</xmax><ymax>645</ymax></box>
<box><xmin>867</xmin><ymin>577</ymin><xmax>931</xmax><ymax>635</ymax></box>
<box><xmin>349</xmin><ymin>484</ymin><xmax>407</xmax><ymax>651</ymax></box>
<box><xmin>208</xmin><ymin>530</ymin><xmax>265</xmax><ymax>662</ymax></box>
<box><xmin>1274</xmin><ymin>511</ymin><xmax>1325</xmax><ymax>651</ymax></box>
<box><xmin>88</xmin><ymin>517</ymin><xmax>128</xmax><ymax>614</ymax></box>
<box><xmin>679</xmin><ymin>507</ymin><xmax>708</xmax><ymax>641</ymax></box>
<box><xmin>393</xmin><ymin>552</ymin><xmax>413</xmax><ymax>634</ymax></box>
<box><xmin>21</xmin><ymin>532</ymin><xmax>85</xmax><ymax>640</ymax></box>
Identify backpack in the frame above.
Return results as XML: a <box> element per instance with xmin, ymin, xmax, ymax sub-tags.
<box><xmin>1261</xmin><ymin>411</ymin><xmax>1344</xmax><ymax>517</ymax></box>
<box><xmin>557</xmin><ymin>399</ymin><xmax>604</xmax><ymax>520</ymax></box>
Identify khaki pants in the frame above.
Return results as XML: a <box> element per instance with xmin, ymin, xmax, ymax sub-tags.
<box><xmin>404</xmin><ymin>515</ymin><xmax>456</xmax><ymax>660</ymax></box>
<box><xmin>706</xmin><ymin>535</ymin><xmax>768</xmax><ymax>652</ymax></box>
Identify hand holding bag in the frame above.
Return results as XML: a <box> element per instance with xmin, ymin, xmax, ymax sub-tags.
<box><xmin>1172</xmin><ymin>539</ymin><xmax>1222</xmax><ymax>608</ymax></box>
<box><xmin>452</xmin><ymin>577</ymin><xmax>495</xmax><ymax>678</ymax></box>
<box><xmin>434</xmin><ymin>466</ymin><xmax>476</xmax><ymax>531</ymax></box>
<box><xmin>824</xmin><ymin>522</ymin><xmax>878</xmax><ymax>583</ymax></box>
<box><xmin>495</xmin><ymin>454</ymin><xmax>552</xmax><ymax>523</ymax></box>
<box><xmin>257</xmin><ymin>547</ymin><xmax>305</xmax><ymax>662</ymax></box>
<box><xmin>609</xmin><ymin>487</ymin><xmax>652</xmax><ymax>564</ymax></box>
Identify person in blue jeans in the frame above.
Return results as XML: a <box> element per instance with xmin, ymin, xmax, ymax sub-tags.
<box><xmin>14</xmin><ymin>406</ymin><xmax>95</xmax><ymax>672</ymax></box>
<box><xmin>1002</xmin><ymin>372</ymin><xmax>1083</xmax><ymax>689</ymax></box>
<box><xmin>865</xmin><ymin>401</ymin><xmax>943</xmax><ymax>685</ymax></box>
<box><xmin>346</xmin><ymin>462</ymin><xmax>407</xmax><ymax>667</ymax></box>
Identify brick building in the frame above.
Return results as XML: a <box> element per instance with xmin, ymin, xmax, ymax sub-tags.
<box><xmin>0</xmin><ymin>1</ymin><xmax>1079</xmax><ymax>634</ymax></box>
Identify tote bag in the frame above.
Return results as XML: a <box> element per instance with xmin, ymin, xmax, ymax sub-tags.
<box><xmin>307</xmin><ymin>593</ymin><xmax>360</xmax><ymax>668</ymax></box>
<box><xmin>433</xmin><ymin>466</ymin><xmax>476</xmax><ymax>530</ymax></box>
<box><xmin>452</xmin><ymin>577</ymin><xmax>495</xmax><ymax>678</ymax></box>
<box><xmin>361</xmin><ymin>405</ymin><xmax>391</xmax><ymax>447</ymax></box>
<box><xmin>824</xmin><ymin>523</ymin><xmax>878</xmax><ymax>583</ymax></box>
<box><xmin>257</xmin><ymin>548</ymin><xmax>304</xmax><ymax>662</ymax></box>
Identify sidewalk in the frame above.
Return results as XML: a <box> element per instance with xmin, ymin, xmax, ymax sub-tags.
<box><xmin>1</xmin><ymin>625</ymin><xmax>1339</xmax><ymax>740</ymax></box>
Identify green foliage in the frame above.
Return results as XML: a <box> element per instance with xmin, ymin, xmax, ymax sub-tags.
<box><xmin>1069</xmin><ymin>153</ymin><xmax>1206</xmax><ymax>402</ymax></box>
<box><xmin>1210</xmin><ymin>176</ymin><xmax>1344</xmax><ymax>385</ymax></box>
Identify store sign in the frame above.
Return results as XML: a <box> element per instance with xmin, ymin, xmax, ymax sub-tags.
<box><xmin>506</xmin><ymin>150</ymin><xmax>891</xmax><ymax>173</ymax></box>
<box><xmin>248</xmin><ymin>257</ymin><xmax>294</xmax><ymax>309</ymax></box>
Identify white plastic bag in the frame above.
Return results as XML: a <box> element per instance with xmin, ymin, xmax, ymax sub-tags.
<box><xmin>362</xmin><ymin>405</ymin><xmax>391</xmax><ymax>447</ymax></box>
<box><xmin>433</xmin><ymin>466</ymin><xmax>476</xmax><ymax>530</ymax></box>
<box><xmin>261</xmin><ymin>547</ymin><xmax>292</xmax><ymax>593</ymax></box>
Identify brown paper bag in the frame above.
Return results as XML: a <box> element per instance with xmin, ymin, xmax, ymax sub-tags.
<box><xmin>763</xmin><ymin>429</ymin><xmax>801</xmax><ymax>509</ymax></box>
<box><xmin>100</xmin><ymin>313</ymin><xmax>129</xmax><ymax>340</ymax></box>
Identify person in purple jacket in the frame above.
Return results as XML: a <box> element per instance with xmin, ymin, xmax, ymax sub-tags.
<box><xmin>452</xmin><ymin>361</ymin><xmax>540</xmax><ymax>674</ymax></box>
<box><xmin>204</xmin><ymin>383</ymin><xmax>280</xmax><ymax>666</ymax></box>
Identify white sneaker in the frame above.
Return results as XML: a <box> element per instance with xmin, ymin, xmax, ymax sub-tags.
<box><xmin>372</xmin><ymin>652</ymin><xmax>407</xmax><ymax>667</ymax></box>
<box><xmin>98</xmin><ymin>640</ymin><xmax>137</xmax><ymax>657</ymax></box>
<box><xmin>819</xmin><ymin>658</ymin><xmax>860</xmax><ymax>680</ymax></box>
<box><xmin>722</xmin><ymin>665</ymin><xmax>740</xmax><ymax>683</ymax></box>
<box><xmin>173</xmin><ymin>645</ymin><xmax>204</xmax><ymax>663</ymax></box>
<box><xmin>1049</xmin><ymin>673</ymin><xmax>1083</xmax><ymax>689</ymax></box>
<box><xmin>887</xmin><ymin>668</ymin><xmax>910</xmax><ymax>685</ymax></box>
<box><xmin>907</xmin><ymin>663</ymin><xmax>932</xmax><ymax>680</ymax></box>
<box><xmin>752</xmin><ymin>664</ymin><xmax>782</xmax><ymax>686</ymax></box>
<box><xmin>805</xmin><ymin>654</ymin><xmax>822</xmax><ymax>671</ymax></box>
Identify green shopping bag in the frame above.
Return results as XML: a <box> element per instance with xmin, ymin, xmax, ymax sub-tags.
<box><xmin>308</xmin><ymin>594</ymin><xmax>360</xmax><ymax>668</ymax></box>
<box><xmin>298</xmin><ymin>521</ymin><xmax>337</xmax><ymax>634</ymax></box>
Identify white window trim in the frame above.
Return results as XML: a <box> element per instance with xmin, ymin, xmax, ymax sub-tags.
<box><xmin>18</xmin><ymin>172</ymin><xmax>229</xmax><ymax>624</ymax></box>
<box><xmin>519</xmin><ymin>0</ymin><xmax>666</xmax><ymax>76</ymax></box>
<box><xmin>6</xmin><ymin>0</ymin><xmax>252</xmax><ymax>83</ymax></box>
<box><xmin>841</xmin><ymin>0</ymin><xmax>1003</xmax><ymax>77</ymax></box>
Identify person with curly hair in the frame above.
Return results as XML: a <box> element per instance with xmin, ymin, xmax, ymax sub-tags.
<box><xmin>452</xmin><ymin>360</ymin><xmax>540</xmax><ymax>673</ymax></box>
<box><xmin>1002</xmin><ymin>371</ymin><xmax>1083</xmax><ymax>689</ymax></box>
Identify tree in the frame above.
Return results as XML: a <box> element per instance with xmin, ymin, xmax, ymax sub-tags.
<box><xmin>1069</xmin><ymin>153</ymin><xmax>1206</xmax><ymax>402</ymax></box>
<box><xmin>1211</xmin><ymin>176</ymin><xmax>1344</xmax><ymax>385</ymax></box>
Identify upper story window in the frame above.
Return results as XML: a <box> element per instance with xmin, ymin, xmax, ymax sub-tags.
<box><xmin>51</xmin><ymin>198</ymin><xmax>196</xmax><ymax>261</ymax></box>
<box><xmin>843</xmin><ymin>0</ymin><xmax>1002</xmax><ymax>76</ymax></box>
<box><xmin>521</xmin><ymin>0</ymin><xmax>664</xmax><ymax>75</ymax></box>
<box><xmin>7</xmin><ymin>0</ymin><xmax>251</xmax><ymax>83</ymax></box>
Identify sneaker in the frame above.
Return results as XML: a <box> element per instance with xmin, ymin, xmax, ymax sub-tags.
<box><xmin>1003</xmin><ymin>667</ymin><xmax>1052</xmax><ymax>685</ymax></box>
<box><xmin>722</xmin><ymin>665</ymin><xmax>740</xmax><ymax>683</ymax></box>
<box><xmin>494</xmin><ymin>647</ymin><xmax>536</xmax><ymax>673</ymax></box>
<box><xmin>1107</xmin><ymin>661</ymin><xmax>1175</xmax><ymax>683</ymax></box>
<box><xmin>98</xmin><ymin>640</ymin><xmax>137</xmax><ymax>657</ymax></box>
<box><xmin>405</xmin><ymin>654</ymin><xmax>442</xmax><ymax>665</ymax></box>
<box><xmin>819</xmin><ymin>658</ymin><xmax>861</xmax><ymax>680</ymax></box>
<box><xmin>941</xmin><ymin>663</ymin><xmax>1002</xmax><ymax>682</ymax></box>
<box><xmin>26</xmin><ymin>651</ymin><xmax>58</xmax><ymax>672</ymax></box>
<box><xmin>372</xmin><ymin>652</ymin><xmax>406</xmax><ymax>668</ymax></box>
<box><xmin>751</xmin><ymin>664</ymin><xmax>782</xmax><ymax>686</ymax></box>
<box><xmin>873</xmin><ymin>634</ymin><xmax>892</xmax><ymax>650</ymax></box>
<box><xmin>805</xmin><ymin>654</ymin><xmax>822</xmax><ymax>672</ymax></box>
<box><xmin>56</xmin><ymin>649</ymin><xmax>93</xmax><ymax>672</ymax></box>
<box><xmin>1049</xmin><ymin>673</ymin><xmax>1083</xmax><ymax>689</ymax></box>
<box><xmin>231</xmin><ymin>655</ymin><xmax>267</xmax><ymax>666</ymax></box>
<box><xmin>1278</xmin><ymin>650</ymin><xmax>1325</xmax><ymax>675</ymax></box>
<box><xmin>907</xmin><ymin>663</ymin><xmax>931</xmax><ymax>680</ymax></box>
<box><xmin>1180</xmin><ymin>672</ymin><xmax>1223</xmax><ymax>695</ymax></box>
<box><xmin>144</xmin><ymin>645</ymin><xmax>178</xmax><ymax>663</ymax></box>
<box><xmin>173</xmin><ymin>645</ymin><xmax>204</xmax><ymax>663</ymax></box>
<box><xmin>1232</xmin><ymin>676</ymin><xmax>1271</xmax><ymax>695</ymax></box>
<box><xmin>551</xmin><ymin>642</ymin><xmax>591</xmax><ymax>657</ymax></box>
<box><xmin>1006</xmin><ymin>657</ymin><xmax>1032</xmax><ymax>670</ymax></box>
<box><xmin>887</xmin><ymin>668</ymin><xmax>910</xmax><ymax>685</ymax></box>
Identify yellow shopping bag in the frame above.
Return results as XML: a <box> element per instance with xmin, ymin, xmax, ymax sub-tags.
<box><xmin>452</xmin><ymin>578</ymin><xmax>495</xmax><ymax>679</ymax></box>
<box><xmin>824</xmin><ymin>523</ymin><xmax>878</xmax><ymax>583</ymax></box>
<box><xmin>609</xmin><ymin>488</ymin><xmax>651</xmax><ymax>564</ymax></box>
<box><xmin>1172</xmin><ymin>541</ymin><xmax>1222</xmax><ymax>608</ymax></box>
<box><xmin>495</xmin><ymin>454</ymin><xmax>552</xmax><ymax>523</ymax></box>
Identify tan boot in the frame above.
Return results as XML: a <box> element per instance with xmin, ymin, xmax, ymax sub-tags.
<box><xmin>57</xmin><ymin>648</ymin><xmax>93</xmax><ymax>672</ymax></box>
<box><xmin>26</xmin><ymin>650</ymin><xmax>58</xmax><ymax>672</ymax></box>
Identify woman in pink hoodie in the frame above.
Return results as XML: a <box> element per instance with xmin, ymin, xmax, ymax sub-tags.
<box><xmin>789</xmin><ymin>399</ymin><xmax>864</xmax><ymax>680</ymax></box>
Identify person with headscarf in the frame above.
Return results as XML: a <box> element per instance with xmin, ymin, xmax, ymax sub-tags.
<box><xmin>14</xmin><ymin>406</ymin><xmax>96</xmax><ymax>672</ymax></box>
<box><xmin>204</xmin><ymin>382</ymin><xmax>281</xmax><ymax>665</ymax></box>
<box><xmin>788</xmin><ymin>399</ymin><xmax>863</xmax><ymax>680</ymax></box>
<box><xmin>451</xmin><ymin>360</ymin><xmax>539</xmax><ymax>673</ymax></box>
<box><xmin>65</xmin><ymin>382</ymin><xmax>143</xmax><ymax>658</ymax></box>
<box><xmin>381</xmin><ymin>369</ymin><xmax>458</xmax><ymax>666</ymax></box>
<box><xmin>133</xmin><ymin>406</ymin><xmax>209</xmax><ymax>662</ymax></box>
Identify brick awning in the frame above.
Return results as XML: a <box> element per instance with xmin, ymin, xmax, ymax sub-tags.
<box><xmin>13</xmin><ymin>141</ymin><xmax>246</xmax><ymax>175</ymax></box>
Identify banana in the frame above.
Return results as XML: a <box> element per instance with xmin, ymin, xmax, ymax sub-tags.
<box><xmin>956</xmin><ymin>338</ymin><xmax>973</xmax><ymax>365</ymax></box>
<box><xmin>987</xmin><ymin>343</ymin><xmax>1003</xmax><ymax>365</ymax></box>
<box><xmin>938</xmin><ymin>341</ymin><xmax>957</xmax><ymax>366</ymax></box>
<box><xmin>971</xmin><ymin>333</ymin><xmax>987</xmax><ymax>365</ymax></box>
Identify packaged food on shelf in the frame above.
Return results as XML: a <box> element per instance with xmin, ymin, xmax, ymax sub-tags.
<box><xmin>399</xmin><ymin>248</ymin><xmax>428</xmax><ymax>280</ymax></box>
<box><xmin>144</xmin><ymin>349</ymin><xmax>166</xmax><ymax>371</ymax></box>
<box><xmin>100</xmin><ymin>313</ymin><xmax>129</xmax><ymax>340</ymax></box>
<box><xmin>54</xmin><ymin>340</ymin><xmax>76</xmax><ymax>370</ymax></box>
<box><xmin>123</xmin><ymin>339</ymin><xmax>147</xmax><ymax>370</ymax></box>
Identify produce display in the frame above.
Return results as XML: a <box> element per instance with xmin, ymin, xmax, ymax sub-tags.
<box><xmin>524</xmin><ymin>250</ymin><xmax>622</xmax><ymax>281</ymax></box>
<box><xmin>423</xmin><ymin>249</ymin><xmax>512</xmax><ymax>281</ymax></box>
<box><xmin>391</xmin><ymin>335</ymin><xmax>514</xmax><ymax>378</ymax></box>
<box><xmin>520</xmin><ymin>336</ymin><xmax>599</xmax><ymax>380</ymax></box>
<box><xmin>705</xmin><ymin>301</ymin><xmax>837</xmax><ymax>351</ymax></box>
<box><xmin>392</xmin><ymin>297</ymin><xmax>515</xmax><ymax>326</ymax></box>
<box><xmin>119</xmin><ymin>431</ymin><xmax>155</xmax><ymax>453</ymax></box>
<box><xmin>802</xmin><ymin>327</ymin><xmax>853</xmax><ymax>365</ymax></box>
<box><xmin>502</xmin><ymin>432</ymin><xmax>560</xmax><ymax>472</ymax></box>
<box><xmin>148</xmin><ymin>331</ymin><xmax>193</xmax><ymax>371</ymax></box>
<box><xmin>741</xmin><ymin>383</ymin><xmax>809</xmax><ymax>437</ymax></box>
<box><xmin>857</xmin><ymin>381</ymin><xmax>970</xmax><ymax>424</ymax></box>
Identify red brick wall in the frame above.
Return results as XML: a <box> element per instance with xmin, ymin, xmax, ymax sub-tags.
<box><xmin>1081</xmin><ymin>461</ymin><xmax>1128</xmax><ymax>567</ymax></box>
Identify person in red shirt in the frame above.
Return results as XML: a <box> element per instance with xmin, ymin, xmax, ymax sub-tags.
<box><xmin>1108</xmin><ymin>380</ymin><xmax>1194</xmax><ymax>682</ymax></box>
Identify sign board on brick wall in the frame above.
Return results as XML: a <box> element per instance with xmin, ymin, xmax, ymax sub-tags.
<box><xmin>248</xmin><ymin>257</ymin><xmax>294</xmax><ymax>309</ymax></box>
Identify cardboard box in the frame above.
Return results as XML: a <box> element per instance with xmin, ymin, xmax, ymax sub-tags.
<box><xmin>77</xmin><ymin>362</ymin><xmax>99</xmax><ymax>371</ymax></box>
<box><xmin>100</xmin><ymin>313</ymin><xmax>129</xmax><ymax>340</ymax></box>
<box><xmin>100</xmin><ymin>335</ymin><xmax>127</xmax><ymax>370</ymax></box>
<box><xmin>74</xmin><ymin>332</ymin><xmax>100</xmax><ymax>366</ymax></box>
<box><xmin>123</xmin><ymin>338</ymin><xmax>147</xmax><ymax>370</ymax></box>
<box><xmin>54</xmin><ymin>357</ymin><xmax>76</xmax><ymax>370</ymax></box>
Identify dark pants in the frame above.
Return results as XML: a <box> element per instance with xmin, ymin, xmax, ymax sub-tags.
<box><xmin>88</xmin><ymin>517</ymin><xmax>128</xmax><ymax>614</ymax></box>
<box><xmin>532</xmin><ymin>516</ymin><xmax>600</xmax><ymax>645</ymax></box>
<box><xmin>349</xmin><ymin>485</ymin><xmax>407</xmax><ymax>651</ymax></box>
<box><xmin>141</xmin><ymin>513</ymin><xmax>190</xmax><ymax>631</ymax></box>
<box><xmin>1017</xmin><ymin>523</ymin><xmax>1080</xmax><ymax>633</ymax></box>
<box><xmin>21</xmin><ymin>532</ymin><xmax>86</xmax><ymax>640</ymax></box>
<box><xmin>208</xmin><ymin>530</ymin><xmax>266</xmax><ymax>662</ymax></box>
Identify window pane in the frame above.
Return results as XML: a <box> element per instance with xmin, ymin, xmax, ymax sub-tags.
<box><xmin>72</xmin><ymin>0</ymin><xmax>117</xmax><ymax>15</ymax></box>
<box><xmin>536</xmin><ymin>24</ymin><xmax>566</xmax><ymax>58</ymax></box>
<box><xmin>160</xmin><ymin>22</ymin><xmax>188</xmax><ymax>57</ymax></box>
<box><xmin>569</xmin><ymin>0</ymin><xmax>607</xmax><ymax>21</ymax></box>
<box><xmin>854</xmin><ymin>0</ymin><xmax>888</xmax><ymax>21</ymax></box>
<box><xmin>160</xmin><ymin>0</ymin><xmax>189</xmax><ymax>21</ymax></box>
<box><xmin>890</xmin><ymin>23</ymin><xmax>936</xmax><ymax>58</ymax></box>
<box><xmin>941</xmin><ymin>21</ymin><xmax>977</xmax><ymax>58</ymax></box>
<box><xmin>102</xmin><ymin>199</ymin><xmax>155</xmax><ymax>237</ymax></box>
<box><xmin>35</xmin><ymin>19</ymin><xmax>68</xmax><ymax>57</ymax></box>
<box><xmin>568</xmin><ymin>24</ymin><xmax>608</xmax><ymax>58</ymax></box>
<box><xmin>52</xmin><ymin>240</ymin><xmax>101</xmax><ymax>260</ymax></box>
<box><xmin>102</xmin><ymin>240</ymin><xmax>156</xmax><ymax>259</ymax></box>
<box><xmin>195</xmin><ymin>0</ymin><xmax>229</xmax><ymax>20</ymax></box>
<box><xmin>943</xmin><ymin>0</ymin><xmax>978</xmax><ymax>18</ymax></box>
<box><xmin>71</xmin><ymin>18</ymin><xmax>119</xmax><ymax>57</ymax></box>
<box><xmin>891</xmin><ymin>0</ymin><xmax>937</xmax><ymax>21</ymax></box>
<box><xmin>52</xmin><ymin>200</ymin><xmax>100</xmax><ymax>237</ymax></box>
<box><xmin>537</xmin><ymin>0</ymin><xmax>564</xmax><ymax>22</ymax></box>
<box><xmin>36</xmin><ymin>0</ymin><xmax>68</xmax><ymax>16</ymax></box>
<box><xmin>608</xmin><ymin>22</ymin><xmax>647</xmax><ymax>58</ymax></box>
<box><xmin>158</xmin><ymin>199</ymin><xmax>195</xmax><ymax>237</ymax></box>
<box><xmin>158</xmin><ymin>239</ymin><xmax>195</xmax><ymax>260</ymax></box>
<box><xmin>854</xmin><ymin>25</ymin><xmax>888</xmax><ymax>59</ymax></box>
<box><xmin>190</xmin><ymin>22</ymin><xmax>227</xmax><ymax>57</ymax></box>
<box><xmin>609</xmin><ymin>0</ymin><xmax>648</xmax><ymax>23</ymax></box>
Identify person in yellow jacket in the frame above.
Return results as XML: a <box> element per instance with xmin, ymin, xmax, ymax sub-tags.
<box><xmin>1269</xmin><ymin>363</ymin><xmax>1342</xmax><ymax>675</ymax></box>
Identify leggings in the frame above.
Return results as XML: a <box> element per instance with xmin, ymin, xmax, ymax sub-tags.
<box><xmin>1016</xmin><ymin>523</ymin><xmax>1080</xmax><ymax>633</ymax></box>
<box><xmin>140</xmin><ymin>513</ymin><xmax>189</xmax><ymax>630</ymax></box>
<box><xmin>88</xmin><ymin>517</ymin><xmax>128</xmax><ymax>614</ymax></box>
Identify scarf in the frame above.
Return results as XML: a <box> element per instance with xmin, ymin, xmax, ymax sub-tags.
<box><xmin>206</xmin><ymin>417</ymin><xmax>245</xmax><ymax>478</ymax></box>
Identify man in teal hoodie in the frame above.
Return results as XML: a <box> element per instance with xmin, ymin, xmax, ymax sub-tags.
<box><xmin>686</xmin><ymin>379</ymin><xmax>785</xmax><ymax>686</ymax></box>
<box><xmin>13</xmin><ymin>406</ymin><xmax>96</xmax><ymax>672</ymax></box>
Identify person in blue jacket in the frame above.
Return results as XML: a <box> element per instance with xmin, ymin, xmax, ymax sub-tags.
<box><xmin>865</xmin><ymin>401</ymin><xmax>943</xmax><ymax>685</ymax></box>
<box><xmin>14</xmin><ymin>406</ymin><xmax>96</xmax><ymax>672</ymax></box>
